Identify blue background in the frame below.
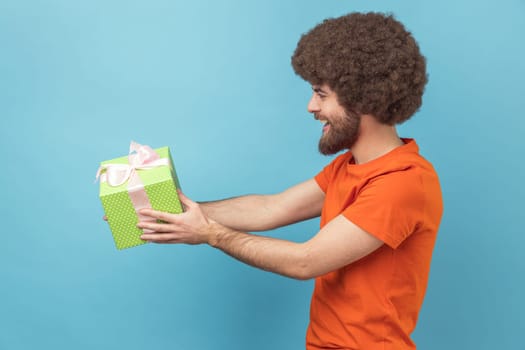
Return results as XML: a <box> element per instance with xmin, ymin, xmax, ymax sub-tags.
<box><xmin>1</xmin><ymin>0</ymin><xmax>524</xmax><ymax>349</ymax></box>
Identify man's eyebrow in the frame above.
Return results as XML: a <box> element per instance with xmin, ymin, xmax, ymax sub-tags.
<box><xmin>312</xmin><ymin>86</ymin><xmax>328</xmax><ymax>94</ymax></box>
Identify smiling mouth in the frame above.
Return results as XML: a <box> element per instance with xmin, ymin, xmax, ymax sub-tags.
<box><xmin>320</xmin><ymin>119</ymin><xmax>330</xmax><ymax>132</ymax></box>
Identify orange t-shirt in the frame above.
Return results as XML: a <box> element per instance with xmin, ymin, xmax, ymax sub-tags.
<box><xmin>306</xmin><ymin>139</ymin><xmax>443</xmax><ymax>350</ymax></box>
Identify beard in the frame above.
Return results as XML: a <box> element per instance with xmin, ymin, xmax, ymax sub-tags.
<box><xmin>317</xmin><ymin>110</ymin><xmax>361</xmax><ymax>155</ymax></box>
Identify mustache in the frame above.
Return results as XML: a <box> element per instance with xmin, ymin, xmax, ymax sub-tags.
<box><xmin>314</xmin><ymin>110</ymin><xmax>360</xmax><ymax>122</ymax></box>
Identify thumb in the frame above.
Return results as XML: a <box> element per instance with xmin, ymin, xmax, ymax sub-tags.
<box><xmin>177</xmin><ymin>189</ymin><xmax>196</xmax><ymax>210</ymax></box>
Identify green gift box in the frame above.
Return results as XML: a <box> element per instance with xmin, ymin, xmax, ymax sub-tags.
<box><xmin>97</xmin><ymin>142</ymin><xmax>183</xmax><ymax>250</ymax></box>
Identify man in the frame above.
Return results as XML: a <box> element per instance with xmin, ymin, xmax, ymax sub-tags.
<box><xmin>136</xmin><ymin>12</ymin><xmax>443</xmax><ymax>350</ymax></box>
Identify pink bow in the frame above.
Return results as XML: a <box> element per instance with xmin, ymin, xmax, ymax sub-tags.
<box><xmin>96</xmin><ymin>141</ymin><xmax>169</xmax><ymax>187</ymax></box>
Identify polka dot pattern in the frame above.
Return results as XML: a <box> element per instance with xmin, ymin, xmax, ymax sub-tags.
<box><xmin>101</xmin><ymin>191</ymin><xmax>143</xmax><ymax>249</ymax></box>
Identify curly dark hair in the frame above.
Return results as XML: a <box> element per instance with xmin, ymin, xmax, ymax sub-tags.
<box><xmin>291</xmin><ymin>12</ymin><xmax>427</xmax><ymax>125</ymax></box>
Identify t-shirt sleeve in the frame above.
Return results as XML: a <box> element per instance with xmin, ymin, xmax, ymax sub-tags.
<box><xmin>315</xmin><ymin>167</ymin><xmax>329</xmax><ymax>193</ymax></box>
<box><xmin>315</xmin><ymin>153</ymin><xmax>351</xmax><ymax>193</ymax></box>
<box><xmin>343</xmin><ymin>169</ymin><xmax>425</xmax><ymax>249</ymax></box>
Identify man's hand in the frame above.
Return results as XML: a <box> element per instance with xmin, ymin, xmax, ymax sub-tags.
<box><xmin>137</xmin><ymin>191</ymin><xmax>217</xmax><ymax>245</ymax></box>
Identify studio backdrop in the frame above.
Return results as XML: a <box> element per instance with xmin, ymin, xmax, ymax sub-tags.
<box><xmin>1</xmin><ymin>1</ymin><xmax>524</xmax><ymax>349</ymax></box>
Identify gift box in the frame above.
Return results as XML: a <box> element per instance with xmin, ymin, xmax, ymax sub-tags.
<box><xmin>96</xmin><ymin>142</ymin><xmax>183</xmax><ymax>249</ymax></box>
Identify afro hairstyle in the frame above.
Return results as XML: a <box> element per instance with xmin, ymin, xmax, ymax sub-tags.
<box><xmin>291</xmin><ymin>12</ymin><xmax>427</xmax><ymax>125</ymax></box>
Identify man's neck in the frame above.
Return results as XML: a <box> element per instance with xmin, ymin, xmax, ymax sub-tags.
<box><xmin>350</xmin><ymin>115</ymin><xmax>404</xmax><ymax>165</ymax></box>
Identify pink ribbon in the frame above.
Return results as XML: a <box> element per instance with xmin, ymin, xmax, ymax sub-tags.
<box><xmin>96</xmin><ymin>141</ymin><xmax>170</xmax><ymax>231</ymax></box>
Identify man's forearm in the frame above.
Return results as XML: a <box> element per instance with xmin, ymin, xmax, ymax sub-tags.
<box><xmin>208</xmin><ymin>221</ymin><xmax>310</xmax><ymax>280</ymax></box>
<box><xmin>199</xmin><ymin>194</ymin><xmax>280</xmax><ymax>232</ymax></box>
<box><xmin>198</xmin><ymin>179</ymin><xmax>324</xmax><ymax>232</ymax></box>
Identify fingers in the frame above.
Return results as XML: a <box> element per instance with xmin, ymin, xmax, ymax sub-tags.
<box><xmin>139</xmin><ymin>224</ymin><xmax>189</xmax><ymax>243</ymax></box>
<box><xmin>141</xmin><ymin>232</ymin><xmax>181</xmax><ymax>243</ymax></box>
<box><xmin>138</xmin><ymin>220</ymin><xmax>180</xmax><ymax>242</ymax></box>
<box><xmin>137</xmin><ymin>212</ymin><xmax>183</xmax><ymax>242</ymax></box>
<box><xmin>137</xmin><ymin>208</ymin><xmax>183</xmax><ymax>239</ymax></box>
<box><xmin>137</xmin><ymin>221</ymin><xmax>175</xmax><ymax>233</ymax></box>
<box><xmin>139</xmin><ymin>208</ymin><xmax>179</xmax><ymax>223</ymax></box>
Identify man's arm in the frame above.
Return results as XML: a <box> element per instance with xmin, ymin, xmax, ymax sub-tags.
<box><xmin>206</xmin><ymin>215</ymin><xmax>383</xmax><ymax>280</ymax></box>
<box><xmin>198</xmin><ymin>179</ymin><xmax>325</xmax><ymax>232</ymax></box>
<box><xmin>137</xmin><ymin>191</ymin><xmax>383</xmax><ymax>280</ymax></box>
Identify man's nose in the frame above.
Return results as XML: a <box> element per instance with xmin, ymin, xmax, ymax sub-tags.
<box><xmin>307</xmin><ymin>94</ymin><xmax>320</xmax><ymax>113</ymax></box>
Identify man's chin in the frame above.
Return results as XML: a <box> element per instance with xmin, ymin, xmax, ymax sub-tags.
<box><xmin>318</xmin><ymin>143</ymin><xmax>345</xmax><ymax>155</ymax></box>
<box><xmin>318</xmin><ymin>136</ymin><xmax>356</xmax><ymax>155</ymax></box>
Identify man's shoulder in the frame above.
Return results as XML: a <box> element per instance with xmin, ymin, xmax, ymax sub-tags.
<box><xmin>382</xmin><ymin>140</ymin><xmax>438</xmax><ymax>176</ymax></box>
